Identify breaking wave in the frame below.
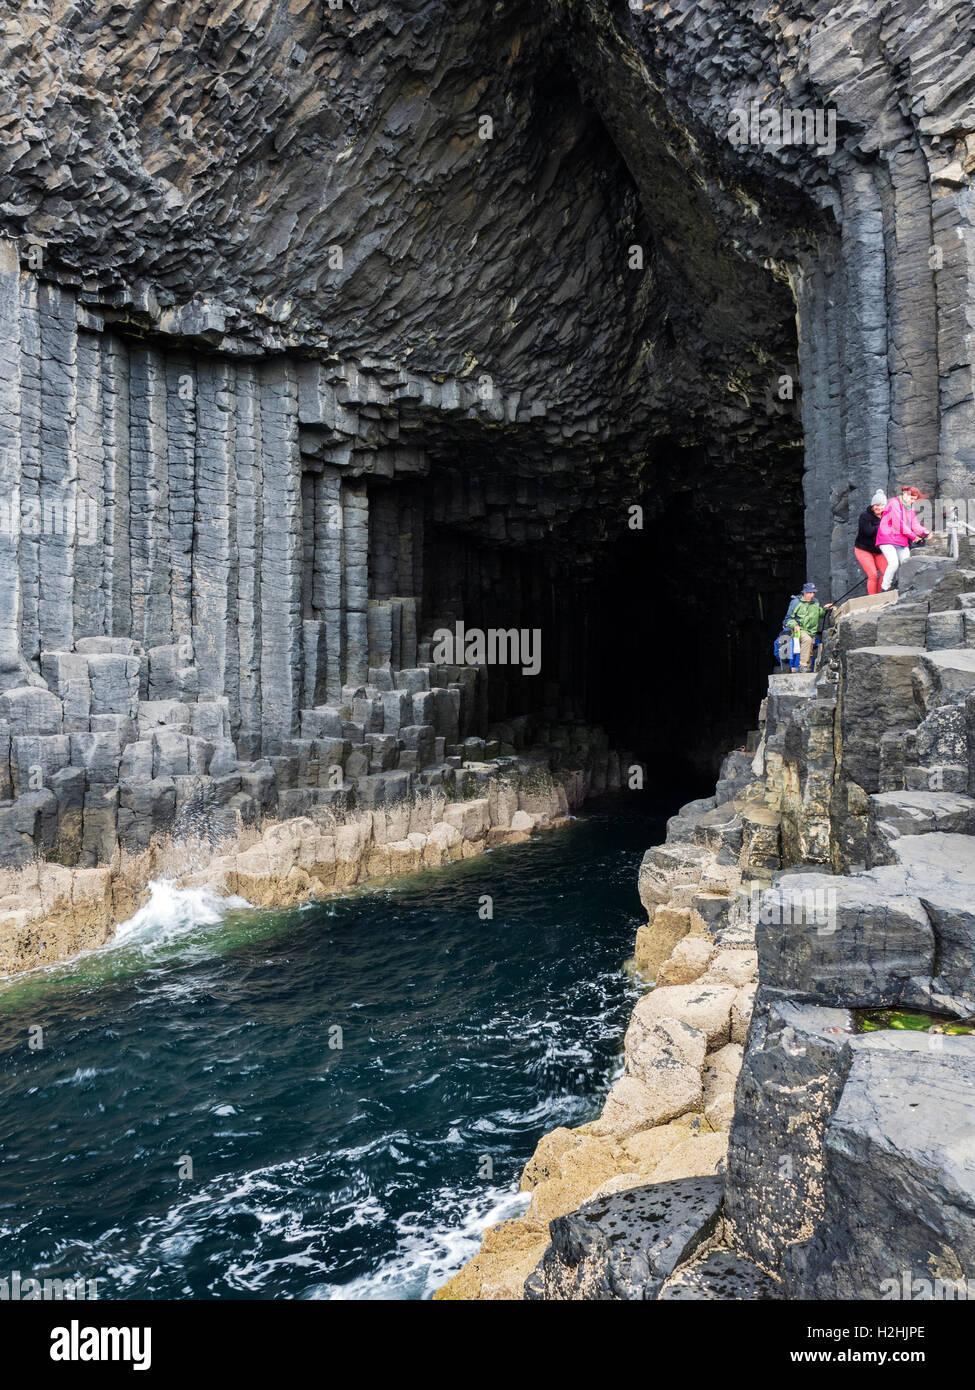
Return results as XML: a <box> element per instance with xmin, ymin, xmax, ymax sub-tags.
<box><xmin>113</xmin><ymin>881</ymin><xmax>253</xmax><ymax>948</ymax></box>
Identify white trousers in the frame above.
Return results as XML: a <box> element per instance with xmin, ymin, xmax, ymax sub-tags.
<box><xmin>879</xmin><ymin>544</ymin><xmax>909</xmax><ymax>591</ymax></box>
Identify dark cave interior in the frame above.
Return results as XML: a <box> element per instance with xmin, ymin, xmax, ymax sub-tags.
<box><xmin>361</xmin><ymin>423</ymin><xmax>806</xmax><ymax>780</ymax></box>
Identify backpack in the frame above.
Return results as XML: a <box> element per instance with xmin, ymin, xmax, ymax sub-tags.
<box><xmin>780</xmin><ymin>594</ymin><xmax>801</xmax><ymax>631</ymax></box>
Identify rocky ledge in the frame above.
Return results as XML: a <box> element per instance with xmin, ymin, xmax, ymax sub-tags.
<box><xmin>440</xmin><ymin>535</ymin><xmax>975</xmax><ymax>1300</ymax></box>
<box><xmin>0</xmin><ymin>725</ymin><xmax>622</xmax><ymax>976</ymax></box>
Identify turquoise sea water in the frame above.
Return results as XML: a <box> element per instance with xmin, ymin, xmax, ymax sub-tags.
<box><xmin>0</xmin><ymin>793</ymin><xmax>669</xmax><ymax>1300</ymax></box>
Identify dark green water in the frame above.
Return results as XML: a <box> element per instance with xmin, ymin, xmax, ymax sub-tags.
<box><xmin>0</xmin><ymin>793</ymin><xmax>668</xmax><ymax>1300</ymax></box>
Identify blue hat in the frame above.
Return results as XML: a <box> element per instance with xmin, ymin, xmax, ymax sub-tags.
<box><xmin>801</xmin><ymin>582</ymin><xmax>816</xmax><ymax>593</ymax></box>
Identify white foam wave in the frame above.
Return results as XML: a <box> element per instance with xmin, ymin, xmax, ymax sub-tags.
<box><xmin>307</xmin><ymin>1185</ymin><xmax>531</xmax><ymax>1301</ymax></box>
<box><xmin>53</xmin><ymin>1066</ymin><xmax>114</xmax><ymax>1086</ymax></box>
<box><xmin>113</xmin><ymin>880</ymin><xmax>252</xmax><ymax>947</ymax></box>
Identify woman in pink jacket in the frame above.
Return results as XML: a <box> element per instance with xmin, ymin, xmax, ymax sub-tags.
<box><xmin>877</xmin><ymin>484</ymin><xmax>929</xmax><ymax>590</ymax></box>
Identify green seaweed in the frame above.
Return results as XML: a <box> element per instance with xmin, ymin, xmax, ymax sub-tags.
<box><xmin>858</xmin><ymin>1008</ymin><xmax>975</xmax><ymax>1036</ymax></box>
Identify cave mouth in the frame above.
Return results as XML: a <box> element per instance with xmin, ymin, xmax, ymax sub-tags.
<box><xmin>585</xmin><ymin>436</ymin><xmax>807</xmax><ymax>778</ymax></box>
<box><xmin>348</xmin><ymin>420</ymin><xmax>806</xmax><ymax>785</ymax></box>
<box><xmin>341</xmin><ymin>39</ymin><xmax>812</xmax><ymax>786</ymax></box>
<box><xmin>221</xmin><ymin>14</ymin><xmax>810</xmax><ymax>788</ymax></box>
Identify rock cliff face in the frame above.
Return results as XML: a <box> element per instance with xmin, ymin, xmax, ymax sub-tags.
<box><xmin>0</xmin><ymin>0</ymin><xmax>806</xmax><ymax>888</ymax></box>
<box><xmin>0</xmin><ymin>1</ymin><xmax>797</xmax><ymax>802</ymax></box>
<box><xmin>558</xmin><ymin>0</ymin><xmax>975</xmax><ymax>594</ymax></box>
<box><xmin>5</xmin><ymin>0</ymin><xmax>972</xmax><ymax>575</ymax></box>
<box><xmin>0</xmin><ymin>225</ymin><xmax>630</xmax><ymax>876</ymax></box>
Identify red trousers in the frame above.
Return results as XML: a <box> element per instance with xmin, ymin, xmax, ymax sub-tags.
<box><xmin>854</xmin><ymin>547</ymin><xmax>888</xmax><ymax>595</ymax></box>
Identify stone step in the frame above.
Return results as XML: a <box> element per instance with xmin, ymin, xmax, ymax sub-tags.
<box><xmin>714</xmin><ymin>771</ymin><xmax>759</xmax><ymax>805</ymax></box>
<box><xmin>797</xmin><ymin>1032</ymin><xmax>975</xmax><ymax>1300</ymax></box>
<box><xmin>659</xmin><ymin>1247</ymin><xmax>781</xmax><ymax>1300</ymax></box>
<box><xmin>868</xmin><ymin>790</ymin><xmax>975</xmax><ymax>868</ymax></box>
<box><xmin>739</xmin><ymin>799</ymin><xmax>781</xmax><ymax>874</ymax></box>
<box><xmin>914</xmin><ymin>647</ymin><xmax>975</xmax><ymax>715</ymax></box>
<box><xmin>665</xmin><ymin>796</ymin><xmax>715</xmax><ymax>845</ymax></box>
<box><xmin>765</xmin><ymin>673</ymin><xmax>817</xmax><ymax>740</ymax></box>
<box><xmin>524</xmin><ymin>1175</ymin><xmax>724</xmax><ymax>1300</ymax></box>
<box><xmin>754</xmin><ymin>829</ymin><xmax>975</xmax><ymax>1016</ymax></box>
<box><xmin>927</xmin><ymin>609</ymin><xmax>975</xmax><ymax>650</ymax></box>
<box><xmin>904</xmin><ymin>763</ymin><xmax>968</xmax><ymax>793</ymax></box>
<box><xmin>756</xmin><ymin>869</ymin><xmax>933</xmax><ymax>1007</ymax></box>
<box><xmin>876</xmin><ymin>603</ymin><xmax>928</xmax><ymax>647</ymax></box>
<box><xmin>901</xmin><ymin>554</ymin><xmax>975</xmax><ymax>608</ymax></box>
<box><xmin>689</xmin><ymin>802</ymin><xmax>744</xmax><ymax>854</ymax></box>
<box><xmin>867</xmin><ymin>832</ymin><xmax>975</xmax><ymax>1014</ymax></box>
<box><xmin>840</xmin><ymin>646</ymin><xmax>926</xmax><ymax>794</ymax></box>
<box><xmin>645</xmin><ymin>841</ymin><xmax>713</xmax><ymax>876</ymax></box>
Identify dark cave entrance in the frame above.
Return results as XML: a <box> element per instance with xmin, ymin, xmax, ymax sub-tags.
<box><xmin>357</xmin><ymin>429</ymin><xmax>805</xmax><ymax>783</ymax></box>
<box><xmin>585</xmin><ymin>440</ymin><xmax>806</xmax><ymax>778</ymax></box>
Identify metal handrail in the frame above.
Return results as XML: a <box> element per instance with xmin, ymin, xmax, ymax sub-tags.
<box><xmin>945</xmin><ymin>509</ymin><xmax>975</xmax><ymax>559</ymax></box>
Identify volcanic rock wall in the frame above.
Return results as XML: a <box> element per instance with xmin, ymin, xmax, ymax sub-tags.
<box><xmin>3</xmin><ymin>0</ymin><xmax>974</xmax><ymax>592</ymax></box>
<box><xmin>0</xmin><ymin>237</ymin><xmax>629</xmax><ymax>871</ymax></box>
<box><xmin>563</xmin><ymin>0</ymin><xmax>975</xmax><ymax>594</ymax></box>
<box><xmin>0</xmin><ymin>0</ymin><xmax>810</xmax><ymax>873</ymax></box>
<box><xmin>0</xmin><ymin>0</ymin><xmax>973</xmax><ymax>864</ymax></box>
<box><xmin>441</xmin><ymin>539</ymin><xmax>975</xmax><ymax>1301</ymax></box>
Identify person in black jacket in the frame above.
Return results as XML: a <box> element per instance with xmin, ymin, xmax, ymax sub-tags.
<box><xmin>854</xmin><ymin>490</ymin><xmax>888</xmax><ymax>594</ymax></box>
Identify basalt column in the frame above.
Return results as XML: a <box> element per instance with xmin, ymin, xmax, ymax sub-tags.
<box><xmin>165</xmin><ymin>353</ymin><xmax>197</xmax><ymax>648</ymax></box>
<box><xmin>37</xmin><ymin>282</ymin><xmax>79</xmax><ymax>655</ymax></box>
<box><xmin>342</xmin><ymin>481</ymin><xmax>370</xmax><ymax>689</ymax></box>
<box><xmin>300</xmin><ymin>468</ymin><xmax>324</xmax><ymax>712</ymax></box>
<box><xmin>318</xmin><ymin>468</ymin><xmax>345</xmax><ymax>704</ymax></box>
<box><xmin>0</xmin><ymin>241</ymin><xmax>22</xmax><ymax>683</ymax></box>
<box><xmin>259</xmin><ymin>362</ymin><xmax>303</xmax><ymax>754</ymax></box>
<box><xmin>299</xmin><ymin>463</ymin><xmax>347</xmax><ymax>709</ymax></box>
<box><xmin>934</xmin><ymin>183</ymin><xmax>975</xmax><ymax>499</ymax></box>
<box><xmin>74</xmin><ymin>327</ymin><xmax>105</xmax><ymax>640</ymax></box>
<box><xmin>193</xmin><ymin>360</ymin><xmax>238</xmax><ymax>717</ymax></box>
<box><xmin>102</xmin><ymin>333</ymin><xmax>132</xmax><ymax>642</ymax></box>
<box><xmin>364</xmin><ymin>480</ymin><xmax>421</xmax><ymax>678</ymax></box>
<box><xmin>235</xmin><ymin>365</ymin><xmax>264</xmax><ymax>758</ymax></box>
<box><xmin>128</xmin><ymin>344</ymin><xmax>172</xmax><ymax>652</ymax></box>
<box><xmin>419</xmin><ymin>487</ymin><xmax>588</xmax><ymax>729</ymax></box>
<box><xmin>17</xmin><ymin>269</ymin><xmax>41</xmax><ymax>667</ymax></box>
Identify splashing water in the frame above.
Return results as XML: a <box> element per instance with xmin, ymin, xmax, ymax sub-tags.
<box><xmin>0</xmin><ymin>793</ymin><xmax>671</xmax><ymax>1300</ymax></box>
<box><xmin>113</xmin><ymin>881</ymin><xmax>253</xmax><ymax>948</ymax></box>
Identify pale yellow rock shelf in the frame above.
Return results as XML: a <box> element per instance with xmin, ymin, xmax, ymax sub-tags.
<box><xmin>0</xmin><ymin>761</ymin><xmax>584</xmax><ymax>978</ymax></box>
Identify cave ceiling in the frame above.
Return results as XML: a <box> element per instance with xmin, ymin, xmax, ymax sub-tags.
<box><xmin>0</xmin><ymin>0</ymin><xmax>817</xmax><ymax>543</ymax></box>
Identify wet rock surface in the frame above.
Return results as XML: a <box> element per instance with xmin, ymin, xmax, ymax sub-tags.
<box><xmin>492</xmin><ymin>564</ymin><xmax>975</xmax><ymax>1301</ymax></box>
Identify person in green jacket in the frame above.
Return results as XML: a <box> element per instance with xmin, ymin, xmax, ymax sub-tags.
<box><xmin>787</xmin><ymin>582</ymin><xmax>833</xmax><ymax>672</ymax></box>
